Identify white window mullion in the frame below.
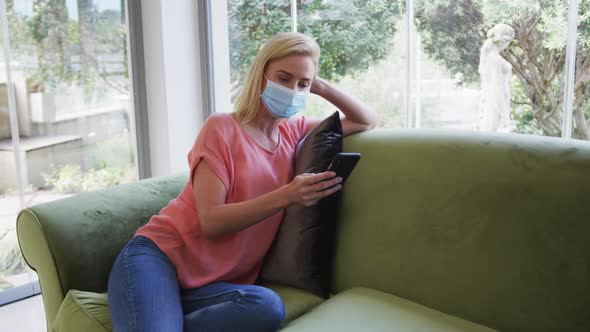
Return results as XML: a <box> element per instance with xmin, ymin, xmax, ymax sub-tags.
<box><xmin>415</xmin><ymin>32</ymin><xmax>422</xmax><ymax>128</ymax></box>
<box><xmin>291</xmin><ymin>0</ymin><xmax>297</xmax><ymax>32</ymax></box>
<box><xmin>207</xmin><ymin>1</ymin><xmax>231</xmax><ymax>114</ymax></box>
<box><xmin>561</xmin><ymin>0</ymin><xmax>580</xmax><ymax>139</ymax></box>
<box><xmin>0</xmin><ymin>0</ymin><xmax>25</xmax><ymax>208</ymax></box>
<box><xmin>405</xmin><ymin>0</ymin><xmax>415</xmax><ymax>128</ymax></box>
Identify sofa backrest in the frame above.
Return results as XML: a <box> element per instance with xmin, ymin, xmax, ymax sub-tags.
<box><xmin>332</xmin><ymin>129</ymin><xmax>590</xmax><ymax>331</ymax></box>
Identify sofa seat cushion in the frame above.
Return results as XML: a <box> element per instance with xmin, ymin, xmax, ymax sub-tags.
<box><xmin>261</xmin><ymin>282</ymin><xmax>325</xmax><ymax>323</ymax></box>
<box><xmin>280</xmin><ymin>287</ymin><xmax>498</xmax><ymax>332</ymax></box>
<box><xmin>52</xmin><ymin>290</ymin><xmax>111</xmax><ymax>332</ymax></box>
<box><xmin>51</xmin><ymin>283</ymin><xmax>323</xmax><ymax>332</ymax></box>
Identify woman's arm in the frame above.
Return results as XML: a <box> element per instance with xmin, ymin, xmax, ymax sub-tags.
<box><xmin>310</xmin><ymin>76</ymin><xmax>379</xmax><ymax>136</ymax></box>
<box><xmin>194</xmin><ymin>161</ymin><xmax>342</xmax><ymax>239</ymax></box>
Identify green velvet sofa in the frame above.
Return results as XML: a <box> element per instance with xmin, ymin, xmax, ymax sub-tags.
<box><xmin>17</xmin><ymin>130</ymin><xmax>590</xmax><ymax>331</ymax></box>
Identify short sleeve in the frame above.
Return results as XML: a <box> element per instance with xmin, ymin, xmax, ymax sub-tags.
<box><xmin>187</xmin><ymin>115</ymin><xmax>233</xmax><ymax>191</ymax></box>
<box><xmin>285</xmin><ymin>116</ymin><xmax>311</xmax><ymax>142</ymax></box>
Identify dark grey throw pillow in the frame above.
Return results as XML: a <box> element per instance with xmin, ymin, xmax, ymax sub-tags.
<box><xmin>260</xmin><ymin>111</ymin><xmax>343</xmax><ymax>298</ymax></box>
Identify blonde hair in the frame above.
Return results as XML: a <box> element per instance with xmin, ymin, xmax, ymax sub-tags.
<box><xmin>234</xmin><ymin>32</ymin><xmax>321</xmax><ymax>123</ymax></box>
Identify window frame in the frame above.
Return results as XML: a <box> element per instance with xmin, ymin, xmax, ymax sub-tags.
<box><xmin>0</xmin><ymin>0</ymin><xmax>149</xmax><ymax>305</ymax></box>
<box><xmin>206</xmin><ymin>0</ymin><xmax>582</xmax><ymax>139</ymax></box>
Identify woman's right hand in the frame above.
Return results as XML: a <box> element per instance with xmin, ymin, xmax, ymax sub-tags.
<box><xmin>282</xmin><ymin>172</ymin><xmax>343</xmax><ymax>207</ymax></box>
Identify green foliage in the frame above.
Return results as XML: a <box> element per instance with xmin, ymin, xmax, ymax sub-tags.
<box><xmin>415</xmin><ymin>0</ymin><xmax>485</xmax><ymax>84</ymax></box>
<box><xmin>416</xmin><ymin>0</ymin><xmax>578</xmax><ymax>84</ymax></box>
<box><xmin>479</xmin><ymin>0</ymin><xmax>540</xmax><ymax>27</ymax></box>
<box><xmin>415</xmin><ymin>0</ymin><xmax>590</xmax><ymax>138</ymax></box>
<box><xmin>510</xmin><ymin>78</ymin><xmax>542</xmax><ymax>135</ymax></box>
<box><xmin>28</xmin><ymin>0</ymin><xmax>73</xmax><ymax>90</ymax></box>
<box><xmin>41</xmin><ymin>164</ymin><xmax>129</xmax><ymax>194</ymax></box>
<box><xmin>6</xmin><ymin>1</ymin><xmax>128</xmax><ymax>96</ymax></box>
<box><xmin>302</xmin><ymin>49</ymin><xmax>405</xmax><ymax>127</ymax></box>
<box><xmin>41</xmin><ymin>134</ymin><xmax>134</xmax><ymax>193</ymax></box>
<box><xmin>228</xmin><ymin>0</ymin><xmax>401</xmax><ymax>92</ymax></box>
<box><xmin>81</xmin><ymin>166</ymin><xmax>126</xmax><ymax>192</ymax></box>
<box><xmin>42</xmin><ymin>164</ymin><xmax>83</xmax><ymax>193</ymax></box>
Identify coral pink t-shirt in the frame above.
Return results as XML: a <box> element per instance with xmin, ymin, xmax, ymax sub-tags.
<box><xmin>135</xmin><ymin>112</ymin><xmax>310</xmax><ymax>289</ymax></box>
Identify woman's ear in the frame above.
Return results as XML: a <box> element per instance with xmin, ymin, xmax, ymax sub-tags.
<box><xmin>261</xmin><ymin>77</ymin><xmax>268</xmax><ymax>92</ymax></box>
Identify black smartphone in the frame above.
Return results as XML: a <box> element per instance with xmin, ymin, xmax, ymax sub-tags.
<box><xmin>326</xmin><ymin>152</ymin><xmax>361</xmax><ymax>184</ymax></box>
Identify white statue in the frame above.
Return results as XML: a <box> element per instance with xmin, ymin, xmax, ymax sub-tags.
<box><xmin>478</xmin><ymin>24</ymin><xmax>515</xmax><ymax>132</ymax></box>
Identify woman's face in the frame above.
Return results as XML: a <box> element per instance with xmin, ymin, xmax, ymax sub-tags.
<box><xmin>264</xmin><ymin>54</ymin><xmax>316</xmax><ymax>92</ymax></box>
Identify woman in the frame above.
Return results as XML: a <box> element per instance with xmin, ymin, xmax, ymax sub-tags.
<box><xmin>108</xmin><ymin>32</ymin><xmax>378</xmax><ymax>332</ymax></box>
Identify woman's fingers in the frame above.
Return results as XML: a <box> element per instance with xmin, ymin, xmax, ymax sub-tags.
<box><xmin>292</xmin><ymin>171</ymin><xmax>343</xmax><ymax>206</ymax></box>
<box><xmin>302</xmin><ymin>183</ymin><xmax>342</xmax><ymax>202</ymax></box>
<box><xmin>315</xmin><ymin>183</ymin><xmax>342</xmax><ymax>198</ymax></box>
<box><xmin>300</xmin><ymin>176</ymin><xmax>341</xmax><ymax>194</ymax></box>
<box><xmin>301</xmin><ymin>171</ymin><xmax>336</xmax><ymax>184</ymax></box>
<box><xmin>313</xmin><ymin>176</ymin><xmax>342</xmax><ymax>192</ymax></box>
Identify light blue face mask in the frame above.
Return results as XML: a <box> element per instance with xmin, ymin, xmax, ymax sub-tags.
<box><xmin>261</xmin><ymin>78</ymin><xmax>309</xmax><ymax>118</ymax></box>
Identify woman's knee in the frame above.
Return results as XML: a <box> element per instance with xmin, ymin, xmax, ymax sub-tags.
<box><xmin>247</xmin><ymin>286</ymin><xmax>285</xmax><ymax>330</ymax></box>
<box><xmin>107</xmin><ymin>237</ymin><xmax>183</xmax><ymax>332</ymax></box>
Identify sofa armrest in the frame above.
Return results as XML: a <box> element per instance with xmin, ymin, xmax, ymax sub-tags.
<box><xmin>17</xmin><ymin>208</ymin><xmax>64</xmax><ymax>331</ymax></box>
<box><xmin>16</xmin><ymin>173</ymin><xmax>187</xmax><ymax>329</ymax></box>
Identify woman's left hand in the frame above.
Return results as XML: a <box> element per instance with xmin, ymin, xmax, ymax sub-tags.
<box><xmin>310</xmin><ymin>76</ymin><xmax>327</xmax><ymax>95</ymax></box>
<box><xmin>307</xmin><ymin>75</ymin><xmax>379</xmax><ymax>136</ymax></box>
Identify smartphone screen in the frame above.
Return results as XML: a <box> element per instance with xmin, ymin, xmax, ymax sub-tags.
<box><xmin>326</xmin><ymin>153</ymin><xmax>361</xmax><ymax>184</ymax></box>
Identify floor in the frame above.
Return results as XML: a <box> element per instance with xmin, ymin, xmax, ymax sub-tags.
<box><xmin>0</xmin><ymin>294</ymin><xmax>46</xmax><ymax>331</ymax></box>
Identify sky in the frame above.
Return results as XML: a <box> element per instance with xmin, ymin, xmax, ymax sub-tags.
<box><xmin>13</xmin><ymin>0</ymin><xmax>122</xmax><ymax>20</ymax></box>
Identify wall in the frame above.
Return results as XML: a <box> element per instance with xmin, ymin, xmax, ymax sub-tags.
<box><xmin>141</xmin><ymin>0</ymin><xmax>205</xmax><ymax>177</ymax></box>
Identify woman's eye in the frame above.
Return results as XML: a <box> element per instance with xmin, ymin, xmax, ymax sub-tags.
<box><xmin>279</xmin><ymin>77</ymin><xmax>290</xmax><ymax>82</ymax></box>
<box><xmin>299</xmin><ymin>84</ymin><xmax>309</xmax><ymax>89</ymax></box>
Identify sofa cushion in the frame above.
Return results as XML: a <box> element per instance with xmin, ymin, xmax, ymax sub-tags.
<box><xmin>261</xmin><ymin>111</ymin><xmax>343</xmax><ymax>297</ymax></box>
<box><xmin>332</xmin><ymin>131</ymin><xmax>590</xmax><ymax>330</ymax></box>
<box><xmin>261</xmin><ymin>282</ymin><xmax>325</xmax><ymax>324</ymax></box>
<box><xmin>52</xmin><ymin>290</ymin><xmax>111</xmax><ymax>332</ymax></box>
<box><xmin>51</xmin><ymin>283</ymin><xmax>323</xmax><ymax>332</ymax></box>
<box><xmin>281</xmin><ymin>287</ymin><xmax>497</xmax><ymax>332</ymax></box>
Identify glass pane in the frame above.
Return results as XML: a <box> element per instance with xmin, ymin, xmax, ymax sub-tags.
<box><xmin>297</xmin><ymin>0</ymin><xmax>403</xmax><ymax>127</ymax></box>
<box><xmin>226</xmin><ymin>0</ymin><xmax>404</xmax><ymax>128</ymax></box>
<box><xmin>575</xmin><ymin>0</ymin><xmax>589</xmax><ymax>140</ymax></box>
<box><xmin>0</xmin><ymin>78</ymin><xmax>28</xmax><ymax>297</ymax></box>
<box><xmin>0</xmin><ymin>0</ymin><xmax>137</xmax><ymax>300</ymax></box>
<box><xmin>227</xmin><ymin>0</ymin><xmax>292</xmax><ymax>111</ymax></box>
<box><xmin>413</xmin><ymin>0</ymin><xmax>573</xmax><ymax>136</ymax></box>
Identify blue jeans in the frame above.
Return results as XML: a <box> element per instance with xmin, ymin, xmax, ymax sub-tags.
<box><xmin>108</xmin><ymin>236</ymin><xmax>285</xmax><ymax>332</ymax></box>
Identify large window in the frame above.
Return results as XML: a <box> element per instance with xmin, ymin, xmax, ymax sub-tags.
<box><xmin>216</xmin><ymin>0</ymin><xmax>589</xmax><ymax>140</ymax></box>
<box><xmin>226</xmin><ymin>0</ymin><xmax>404</xmax><ymax>126</ymax></box>
<box><xmin>0</xmin><ymin>0</ymin><xmax>140</xmax><ymax>304</ymax></box>
<box><xmin>413</xmin><ymin>0</ymin><xmax>588</xmax><ymax>139</ymax></box>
